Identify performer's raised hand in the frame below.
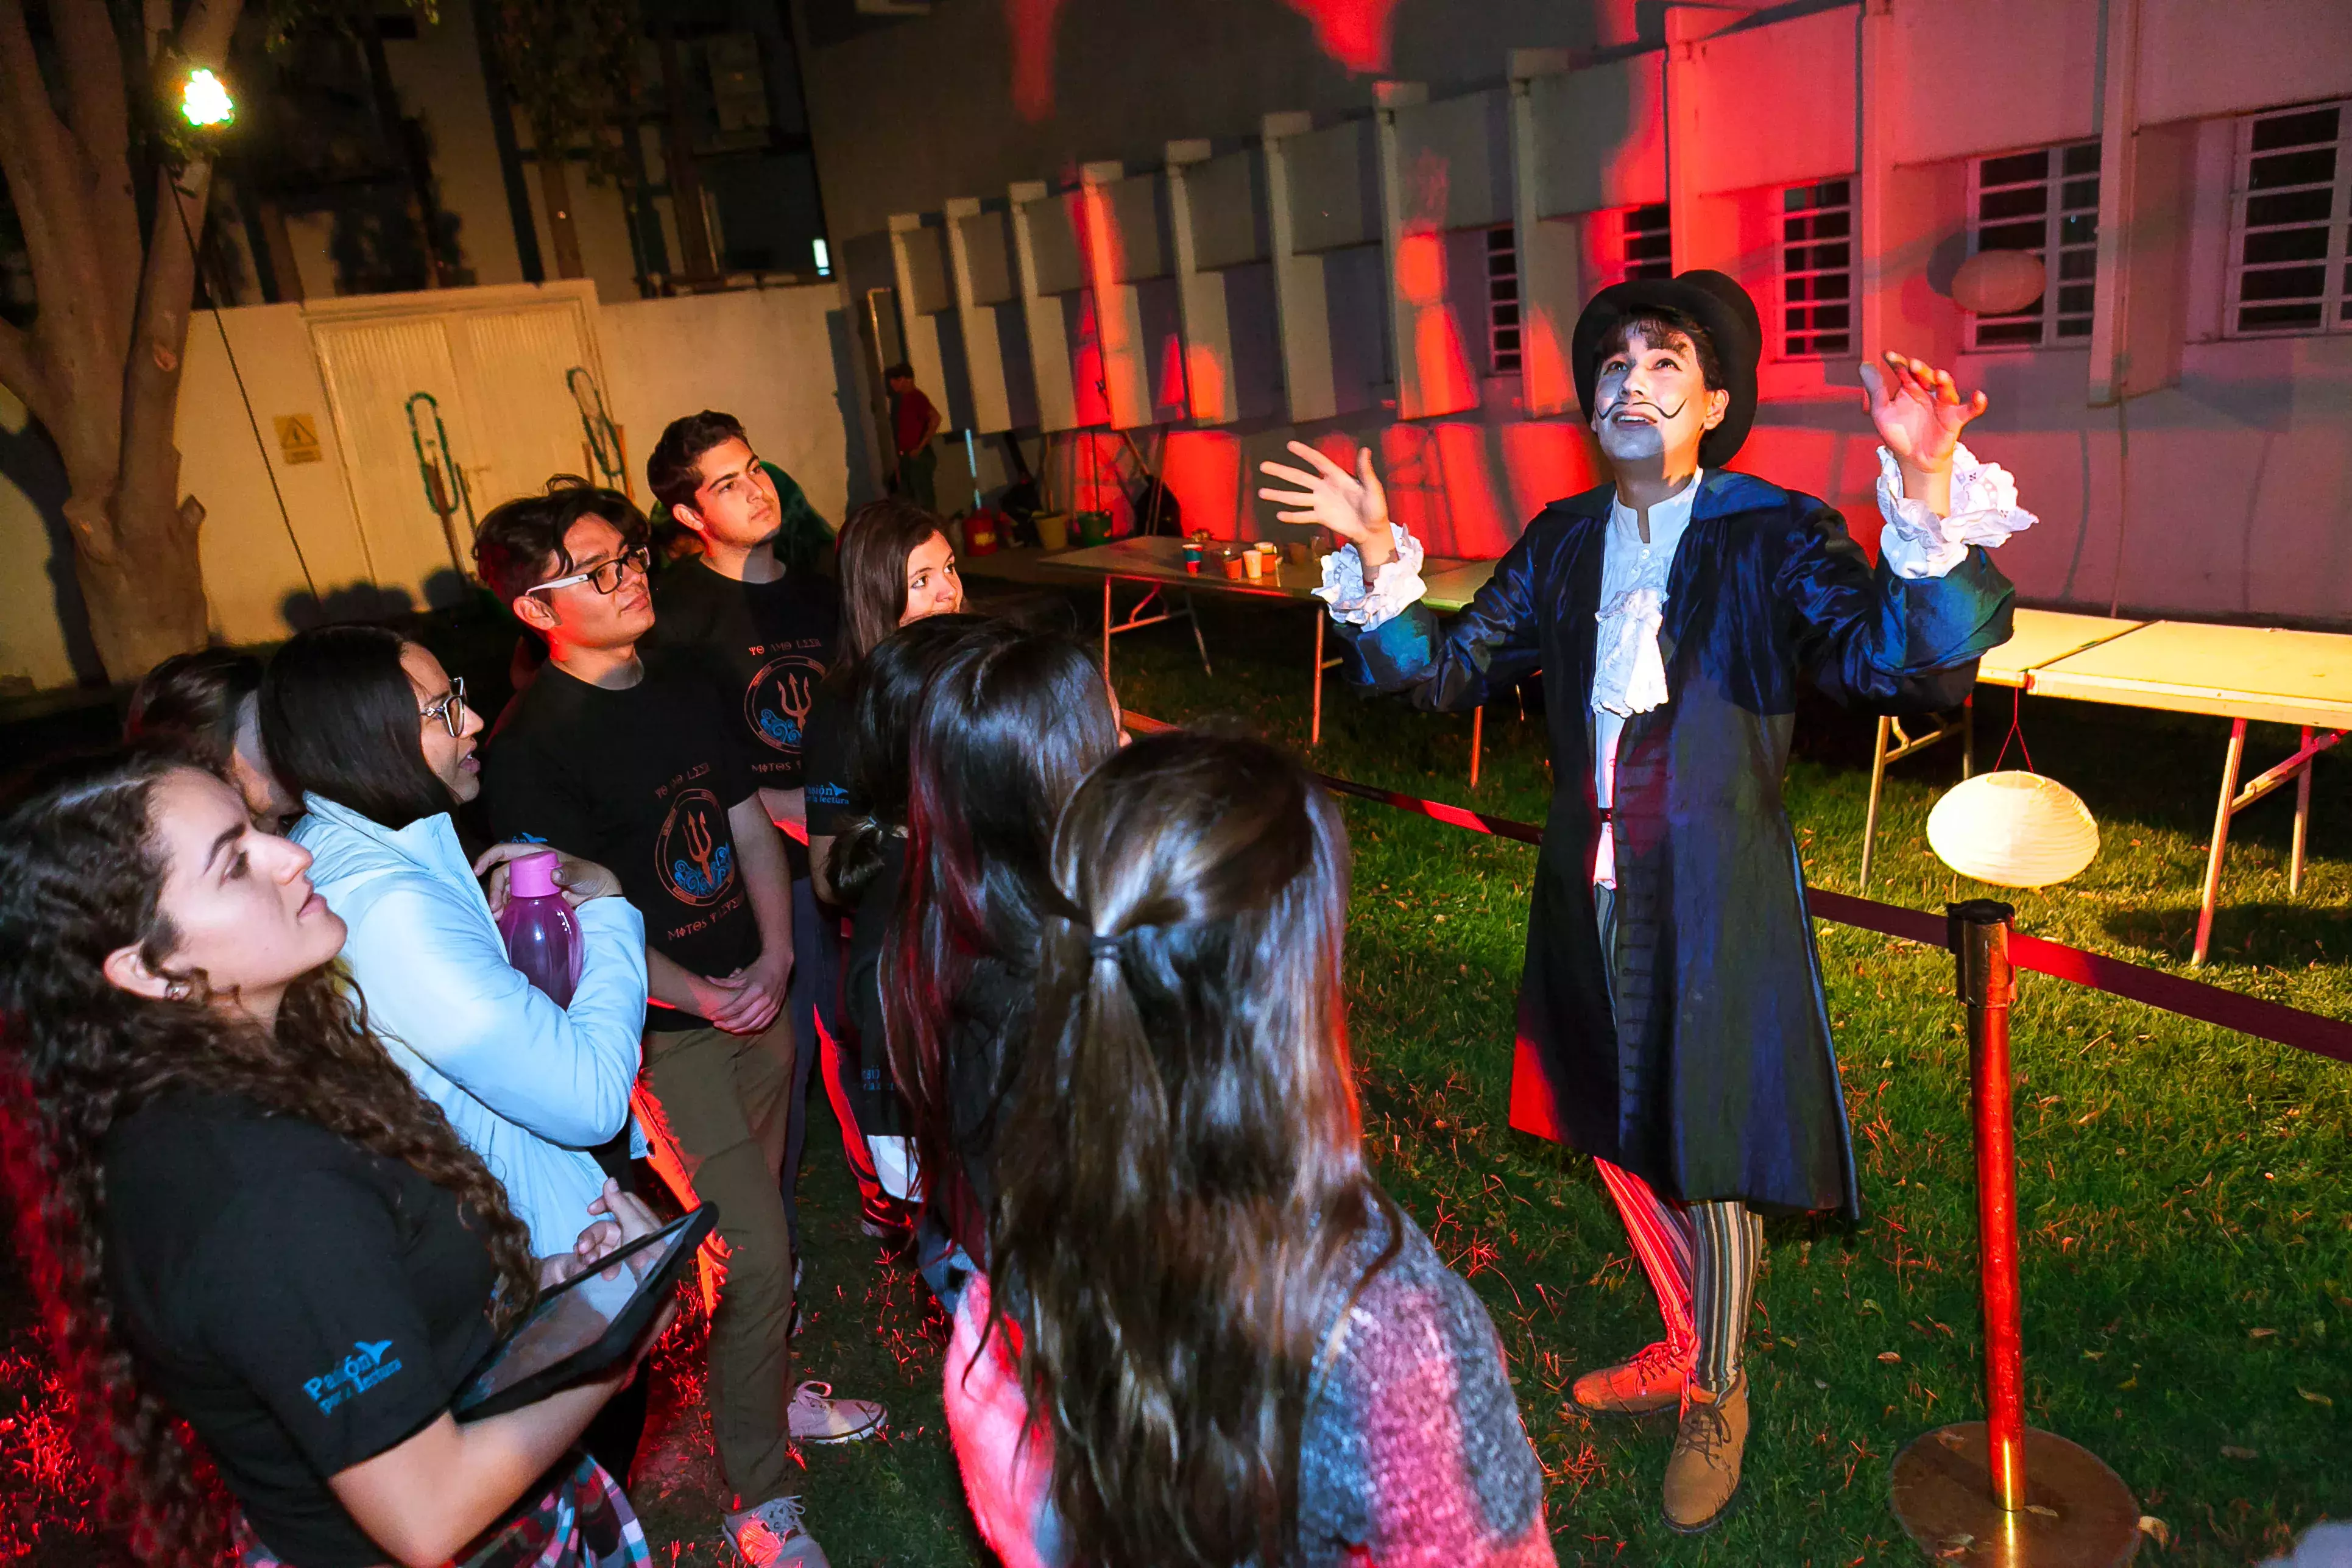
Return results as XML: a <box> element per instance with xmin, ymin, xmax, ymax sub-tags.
<box><xmin>1258</xmin><ymin>441</ymin><xmax>1396</xmax><ymax>568</ymax></box>
<box><xmin>1861</xmin><ymin>351</ymin><xmax>1986</xmax><ymax>516</ymax></box>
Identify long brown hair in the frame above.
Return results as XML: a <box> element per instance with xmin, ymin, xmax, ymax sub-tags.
<box><xmin>835</xmin><ymin>496</ymin><xmax>950</xmax><ymax>671</ymax></box>
<box><xmin>989</xmin><ymin>731</ymin><xmax>1400</xmax><ymax>1567</ymax></box>
<box><xmin>0</xmin><ymin>750</ymin><xmax>539</xmax><ymax>1565</ymax></box>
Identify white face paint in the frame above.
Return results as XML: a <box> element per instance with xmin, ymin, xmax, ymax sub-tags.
<box><xmin>1589</xmin><ymin>326</ymin><xmax>1727</xmax><ymax>472</ymax></box>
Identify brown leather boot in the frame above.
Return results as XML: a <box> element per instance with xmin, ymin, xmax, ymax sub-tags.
<box><xmin>1661</xmin><ymin>1371</ymin><xmax>1748</xmax><ymax>1533</ymax></box>
<box><xmin>1569</xmin><ymin>1340</ymin><xmax>1689</xmax><ymax>1416</ymax></box>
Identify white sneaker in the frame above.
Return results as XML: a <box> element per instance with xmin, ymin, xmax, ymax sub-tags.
<box><xmin>726</xmin><ymin>1494</ymin><xmax>830</xmax><ymax>1567</ymax></box>
<box><xmin>785</xmin><ymin>1379</ymin><xmax>886</xmax><ymax>1444</ymax></box>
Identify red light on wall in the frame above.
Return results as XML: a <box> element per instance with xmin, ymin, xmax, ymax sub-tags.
<box><xmin>1007</xmin><ymin>0</ymin><xmax>1066</xmax><ymax>122</ymax></box>
<box><xmin>1282</xmin><ymin>0</ymin><xmax>1402</xmax><ymax>74</ymax></box>
<box><xmin>1162</xmin><ymin>430</ymin><xmax>1242</xmax><ymax>540</ymax></box>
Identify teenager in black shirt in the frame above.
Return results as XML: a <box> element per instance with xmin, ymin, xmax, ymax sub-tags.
<box><xmin>473</xmin><ymin>484</ymin><xmax>879</xmax><ymax>1568</ymax></box>
<box><xmin>643</xmin><ymin>411</ymin><xmax>844</xmax><ymax>1256</ymax></box>
<box><xmin>0</xmin><ymin>750</ymin><xmax>668</xmax><ymax>1568</ymax></box>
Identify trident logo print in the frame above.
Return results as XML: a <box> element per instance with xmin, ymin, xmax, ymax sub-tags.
<box><xmin>747</xmin><ymin>654</ymin><xmax>824</xmax><ymax>754</ymax></box>
<box><xmin>656</xmin><ymin>788</ymin><xmax>734</xmax><ymax>905</ymax></box>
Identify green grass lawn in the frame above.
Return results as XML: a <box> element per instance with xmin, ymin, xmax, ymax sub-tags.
<box><xmin>4</xmin><ymin>583</ymin><xmax>2347</xmax><ymax>1566</ymax></box>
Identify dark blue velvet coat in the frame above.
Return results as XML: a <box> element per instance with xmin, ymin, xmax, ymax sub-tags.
<box><xmin>1337</xmin><ymin>470</ymin><xmax>2015</xmax><ymax>1216</ymax></box>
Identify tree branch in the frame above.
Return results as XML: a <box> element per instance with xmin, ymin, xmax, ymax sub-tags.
<box><xmin>48</xmin><ymin>0</ymin><xmax>138</xmax><ymax>334</ymax></box>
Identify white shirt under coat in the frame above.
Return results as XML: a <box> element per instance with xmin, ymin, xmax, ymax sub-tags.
<box><xmin>294</xmin><ymin>794</ymin><xmax>649</xmax><ymax>1256</ymax></box>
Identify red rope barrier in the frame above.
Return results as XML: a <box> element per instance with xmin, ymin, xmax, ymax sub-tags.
<box><xmin>1118</xmin><ymin>712</ymin><xmax>2352</xmax><ymax>1064</ymax></box>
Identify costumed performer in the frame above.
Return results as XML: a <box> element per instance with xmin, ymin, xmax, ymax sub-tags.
<box><xmin>1257</xmin><ymin>269</ymin><xmax>2034</xmax><ymax>1534</ymax></box>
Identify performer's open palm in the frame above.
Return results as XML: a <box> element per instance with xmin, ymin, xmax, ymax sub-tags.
<box><xmin>1861</xmin><ymin>350</ymin><xmax>1987</xmax><ymax>474</ymax></box>
<box><xmin>1259</xmin><ymin>441</ymin><xmax>1390</xmax><ymax>554</ymax></box>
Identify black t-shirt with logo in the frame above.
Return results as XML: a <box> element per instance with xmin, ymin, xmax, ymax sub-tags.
<box><xmin>649</xmin><ymin>559</ymin><xmax>839</xmax><ymax>881</ymax></box>
<box><xmin>103</xmin><ymin>1093</ymin><xmax>505</xmax><ymax>1568</ymax></box>
<box><xmin>801</xmin><ymin>672</ymin><xmax>855</xmax><ymax>840</ymax></box>
<box><xmin>481</xmin><ymin>655</ymin><xmax>762</xmax><ymax>1029</ymax></box>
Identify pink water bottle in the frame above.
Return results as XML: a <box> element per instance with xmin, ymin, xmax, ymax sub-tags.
<box><xmin>498</xmin><ymin>851</ymin><xmax>582</xmax><ymax>1006</ymax></box>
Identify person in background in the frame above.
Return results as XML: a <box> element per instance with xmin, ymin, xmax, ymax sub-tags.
<box><xmin>797</xmin><ymin>496</ymin><xmax>966</xmax><ymax>1243</ymax></box>
<box><xmin>644</xmin><ymin>411</ymin><xmax>844</xmax><ymax>1260</ymax></box>
<box><xmin>651</xmin><ymin>517</ymin><xmax>704</xmax><ymax>568</ymax></box>
<box><xmin>821</xmin><ymin>614</ymin><xmax>992</xmax><ymax>1259</ymax></box>
<box><xmin>472</xmin><ymin>483</ymin><xmax>878</xmax><ymax>1568</ymax></box>
<box><xmin>883</xmin><ymin>630</ymin><xmax>1122</xmax><ymax>1274</ymax></box>
<box><xmin>0</xmin><ymin>749</ymin><xmax>669</xmax><ymax>1568</ymax></box>
<box><xmin>884</xmin><ymin>363</ymin><xmax>941</xmax><ymax>513</ymax></box>
<box><xmin>948</xmin><ymin>732</ymin><xmax>1555</xmax><ymax>1568</ymax></box>
<box><xmin>124</xmin><ymin>649</ymin><xmax>300</xmax><ymax>833</ymax></box>
<box><xmin>257</xmin><ymin>624</ymin><xmax>654</xmax><ymax>1485</ymax></box>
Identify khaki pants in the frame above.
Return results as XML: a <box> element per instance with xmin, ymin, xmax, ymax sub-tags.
<box><xmin>636</xmin><ymin>1015</ymin><xmax>797</xmax><ymax>1506</ymax></box>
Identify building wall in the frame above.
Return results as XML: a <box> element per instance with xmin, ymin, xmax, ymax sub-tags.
<box><xmin>0</xmin><ymin>283</ymin><xmax>866</xmax><ymax>687</ymax></box>
<box><xmin>796</xmin><ymin>0</ymin><xmax>2352</xmax><ymax>627</ymax></box>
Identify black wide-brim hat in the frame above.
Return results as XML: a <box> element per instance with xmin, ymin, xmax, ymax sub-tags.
<box><xmin>1572</xmin><ymin>269</ymin><xmax>1762</xmax><ymax>470</ymax></box>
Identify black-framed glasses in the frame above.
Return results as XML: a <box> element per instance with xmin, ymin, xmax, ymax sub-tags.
<box><xmin>529</xmin><ymin>546</ymin><xmax>651</xmax><ymax>597</ymax></box>
<box><xmin>420</xmin><ymin>676</ymin><xmax>469</xmax><ymax>738</ymax></box>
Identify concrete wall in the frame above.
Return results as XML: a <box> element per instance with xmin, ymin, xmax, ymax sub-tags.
<box><xmin>0</xmin><ymin>282</ymin><xmax>867</xmax><ymax>688</ymax></box>
<box><xmin>796</xmin><ymin>0</ymin><xmax>2352</xmax><ymax>628</ymax></box>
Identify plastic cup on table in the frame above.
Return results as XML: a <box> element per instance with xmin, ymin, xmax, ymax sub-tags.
<box><xmin>1242</xmin><ymin>548</ymin><xmax>1264</xmax><ymax>581</ymax></box>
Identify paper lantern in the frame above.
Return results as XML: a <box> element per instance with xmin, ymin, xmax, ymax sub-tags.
<box><xmin>1926</xmin><ymin>771</ymin><xmax>2099</xmax><ymax>888</ymax></box>
<box><xmin>1952</xmin><ymin>250</ymin><xmax>2047</xmax><ymax>316</ymax></box>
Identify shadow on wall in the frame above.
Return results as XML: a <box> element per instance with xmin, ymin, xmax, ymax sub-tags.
<box><xmin>827</xmin><ymin>306</ymin><xmax>885</xmax><ymax>510</ymax></box>
<box><xmin>278</xmin><ymin>570</ymin><xmax>473</xmax><ymax>630</ymax></box>
<box><xmin>0</xmin><ymin>406</ymin><xmax>105</xmax><ymax>688</ymax></box>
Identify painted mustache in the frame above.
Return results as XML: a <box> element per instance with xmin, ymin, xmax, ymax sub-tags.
<box><xmin>1601</xmin><ymin>395</ymin><xmax>1687</xmax><ymax>422</ymax></box>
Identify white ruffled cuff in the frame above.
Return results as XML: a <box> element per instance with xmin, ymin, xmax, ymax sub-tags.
<box><xmin>1874</xmin><ymin>442</ymin><xmax>2038</xmax><ymax>580</ymax></box>
<box><xmin>1592</xmin><ymin>586</ymin><xmax>1671</xmax><ymax>717</ymax></box>
<box><xmin>1316</xmin><ymin>522</ymin><xmax>1427</xmax><ymax>630</ymax></box>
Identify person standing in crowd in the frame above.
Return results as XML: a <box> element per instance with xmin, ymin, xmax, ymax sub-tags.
<box><xmin>0</xmin><ymin>750</ymin><xmax>670</xmax><ymax>1568</ymax></box>
<box><xmin>124</xmin><ymin>649</ymin><xmax>300</xmax><ymax>833</ymax></box>
<box><xmin>643</xmin><ymin>411</ymin><xmax>844</xmax><ymax>1259</ymax></box>
<box><xmin>884</xmin><ymin>363</ymin><xmax>941</xmax><ymax>513</ymax></box>
<box><xmin>1261</xmin><ymin>271</ymin><xmax>2030</xmax><ymax>1532</ymax></box>
<box><xmin>821</xmin><ymin>614</ymin><xmax>991</xmax><ymax>1258</ymax></box>
<box><xmin>948</xmin><ymin>732</ymin><xmax>1555</xmax><ymax>1568</ymax></box>
<box><xmin>256</xmin><ymin>625</ymin><xmax>654</xmax><ymax>1485</ymax></box>
<box><xmin>884</xmin><ymin>631</ymin><xmax>1122</xmax><ymax>1274</ymax></box>
<box><xmin>797</xmin><ymin>496</ymin><xmax>967</xmax><ymax>1241</ymax></box>
<box><xmin>473</xmin><ymin>484</ymin><xmax>880</xmax><ymax>1568</ymax></box>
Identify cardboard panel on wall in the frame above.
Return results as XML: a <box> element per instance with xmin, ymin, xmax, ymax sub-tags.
<box><xmin>956</xmin><ymin>208</ymin><xmax>1017</xmax><ymax>306</ymax></box>
<box><xmin>1188</xmin><ymin>152</ymin><xmax>1267</xmax><ymax>270</ymax></box>
<box><xmin>2136</xmin><ymin>0</ymin><xmax>2352</xmax><ymax>125</ymax></box>
<box><xmin>1882</xmin><ymin>0</ymin><xmax>2099</xmax><ymax>165</ymax></box>
<box><xmin>1290</xmin><ymin>121</ymin><xmax>1379</xmax><ymax>253</ymax></box>
<box><xmin>1683</xmin><ymin>7</ymin><xmax>1858</xmax><ymax>196</ymax></box>
<box><xmin>1530</xmin><ymin>54</ymin><xmax>1667</xmax><ymax>218</ymax></box>
<box><xmin>897</xmin><ymin>223</ymin><xmax>955</xmax><ymax>316</ymax></box>
<box><xmin>1398</xmin><ymin>88</ymin><xmax>1511</xmax><ymax>232</ymax></box>
<box><xmin>1103</xmin><ymin>174</ymin><xmax>1170</xmax><ymax>282</ymax></box>
<box><xmin>1025</xmin><ymin>192</ymin><xmax>1085</xmax><ymax>297</ymax></box>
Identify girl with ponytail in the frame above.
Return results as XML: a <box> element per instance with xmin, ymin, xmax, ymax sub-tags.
<box><xmin>0</xmin><ymin>750</ymin><xmax>666</xmax><ymax>1568</ymax></box>
<box><xmin>948</xmin><ymin>731</ymin><xmax>1557</xmax><ymax>1568</ymax></box>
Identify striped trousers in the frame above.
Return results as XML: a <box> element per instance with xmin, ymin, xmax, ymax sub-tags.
<box><xmin>1591</xmin><ymin>876</ymin><xmax>1763</xmax><ymax>1393</ymax></box>
<box><xmin>1595</xmin><ymin>1158</ymin><xmax>1764</xmax><ymax>1393</ymax></box>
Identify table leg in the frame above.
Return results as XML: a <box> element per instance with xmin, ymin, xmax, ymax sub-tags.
<box><xmin>1312</xmin><ymin>613</ymin><xmax>1324</xmax><ymax>749</ymax></box>
<box><xmin>1101</xmin><ymin>577</ymin><xmax>1113</xmax><ymax>683</ymax></box>
<box><xmin>1962</xmin><ymin>693</ymin><xmax>1976</xmax><ymax>780</ymax></box>
<box><xmin>2192</xmin><ymin>718</ymin><xmax>2248</xmax><ymax>967</ymax></box>
<box><xmin>1187</xmin><ymin>594</ymin><xmax>1212</xmax><ymax>676</ymax></box>
<box><xmin>1471</xmin><ymin>705</ymin><xmax>1485</xmax><ymax>790</ymax></box>
<box><xmin>1862</xmin><ymin>715</ymin><xmax>1893</xmax><ymax>891</ymax></box>
<box><xmin>2292</xmin><ymin>726</ymin><xmax>2312</xmax><ymax>895</ymax></box>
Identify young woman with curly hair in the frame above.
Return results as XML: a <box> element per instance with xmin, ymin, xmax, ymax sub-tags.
<box><xmin>945</xmin><ymin>732</ymin><xmax>1555</xmax><ymax>1568</ymax></box>
<box><xmin>0</xmin><ymin>750</ymin><xmax>668</xmax><ymax>1568</ymax></box>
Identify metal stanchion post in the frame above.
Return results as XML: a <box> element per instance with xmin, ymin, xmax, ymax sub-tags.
<box><xmin>1890</xmin><ymin>900</ymin><xmax>2141</xmax><ymax>1567</ymax></box>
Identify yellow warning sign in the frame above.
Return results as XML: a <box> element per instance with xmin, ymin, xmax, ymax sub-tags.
<box><xmin>275</xmin><ymin>414</ymin><xmax>322</xmax><ymax>465</ymax></box>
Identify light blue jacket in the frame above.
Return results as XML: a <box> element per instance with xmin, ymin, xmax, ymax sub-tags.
<box><xmin>294</xmin><ymin>795</ymin><xmax>648</xmax><ymax>1256</ymax></box>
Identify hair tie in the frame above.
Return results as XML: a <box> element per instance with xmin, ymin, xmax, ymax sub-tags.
<box><xmin>1089</xmin><ymin>933</ymin><xmax>1122</xmax><ymax>960</ymax></box>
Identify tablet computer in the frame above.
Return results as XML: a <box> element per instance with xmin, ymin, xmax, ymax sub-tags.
<box><xmin>453</xmin><ymin>1203</ymin><xmax>716</xmax><ymax>1421</ymax></box>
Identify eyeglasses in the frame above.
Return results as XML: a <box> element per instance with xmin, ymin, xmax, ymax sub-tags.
<box><xmin>420</xmin><ymin>676</ymin><xmax>469</xmax><ymax>738</ymax></box>
<box><xmin>528</xmin><ymin>546</ymin><xmax>651</xmax><ymax>597</ymax></box>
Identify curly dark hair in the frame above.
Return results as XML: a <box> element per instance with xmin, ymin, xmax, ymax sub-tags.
<box><xmin>0</xmin><ymin>749</ymin><xmax>540</xmax><ymax>1566</ymax></box>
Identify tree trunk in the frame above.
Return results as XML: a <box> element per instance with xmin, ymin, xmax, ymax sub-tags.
<box><xmin>537</xmin><ymin>150</ymin><xmax>585</xmax><ymax>280</ymax></box>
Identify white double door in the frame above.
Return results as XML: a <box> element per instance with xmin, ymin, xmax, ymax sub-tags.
<box><xmin>309</xmin><ymin>283</ymin><xmax>611</xmax><ymax>610</ymax></box>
